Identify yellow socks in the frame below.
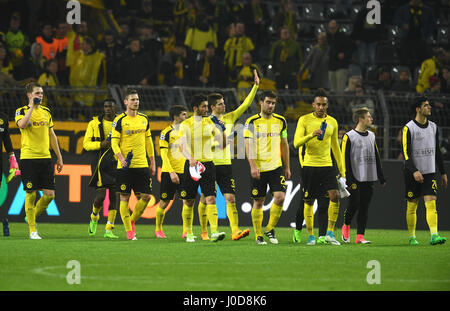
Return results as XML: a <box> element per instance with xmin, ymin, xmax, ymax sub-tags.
<box><xmin>119</xmin><ymin>201</ymin><xmax>132</xmax><ymax>232</ymax></box>
<box><xmin>25</xmin><ymin>191</ymin><xmax>37</xmax><ymax>234</ymax></box>
<box><xmin>206</xmin><ymin>204</ymin><xmax>218</xmax><ymax>232</ymax></box>
<box><xmin>105</xmin><ymin>209</ymin><xmax>117</xmax><ymax>231</ymax></box>
<box><xmin>304</xmin><ymin>202</ymin><xmax>314</xmax><ymax>236</ymax></box>
<box><xmin>90</xmin><ymin>204</ymin><xmax>101</xmax><ymax>222</ymax></box>
<box><xmin>406</xmin><ymin>200</ymin><xmax>418</xmax><ymax>237</ymax></box>
<box><xmin>198</xmin><ymin>201</ymin><xmax>208</xmax><ymax>233</ymax></box>
<box><xmin>130</xmin><ymin>198</ymin><xmax>149</xmax><ymax>222</ymax></box>
<box><xmin>155</xmin><ymin>206</ymin><xmax>165</xmax><ymax>232</ymax></box>
<box><xmin>327</xmin><ymin>200</ymin><xmax>340</xmax><ymax>232</ymax></box>
<box><xmin>251</xmin><ymin>208</ymin><xmax>263</xmax><ymax>238</ymax></box>
<box><xmin>265</xmin><ymin>203</ymin><xmax>283</xmax><ymax>233</ymax></box>
<box><xmin>182</xmin><ymin>204</ymin><xmax>194</xmax><ymax>234</ymax></box>
<box><xmin>425</xmin><ymin>200</ymin><xmax>438</xmax><ymax>235</ymax></box>
<box><xmin>227</xmin><ymin>202</ymin><xmax>239</xmax><ymax>233</ymax></box>
<box><xmin>35</xmin><ymin>195</ymin><xmax>55</xmax><ymax>218</ymax></box>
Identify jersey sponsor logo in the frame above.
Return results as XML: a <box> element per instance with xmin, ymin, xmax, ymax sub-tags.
<box><xmin>413</xmin><ymin>148</ymin><xmax>435</xmax><ymax>157</ymax></box>
<box><xmin>255</xmin><ymin>132</ymin><xmax>280</xmax><ymax>138</ymax></box>
<box><xmin>32</xmin><ymin>121</ymin><xmax>50</xmax><ymax>127</ymax></box>
<box><xmin>125</xmin><ymin>128</ymin><xmax>146</xmax><ymax>135</ymax></box>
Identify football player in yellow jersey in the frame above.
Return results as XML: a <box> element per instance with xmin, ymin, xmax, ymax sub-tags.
<box><xmin>16</xmin><ymin>82</ymin><xmax>64</xmax><ymax>240</ymax></box>
<box><xmin>195</xmin><ymin>69</ymin><xmax>259</xmax><ymax>241</ymax></box>
<box><xmin>157</xmin><ymin>105</ymin><xmax>188</xmax><ymax>238</ymax></box>
<box><xmin>293</xmin><ymin>88</ymin><xmax>345</xmax><ymax>246</ymax></box>
<box><xmin>111</xmin><ymin>89</ymin><xmax>156</xmax><ymax>240</ymax></box>
<box><xmin>178</xmin><ymin>94</ymin><xmax>227</xmax><ymax>243</ymax></box>
<box><xmin>83</xmin><ymin>99</ymin><xmax>119</xmax><ymax>239</ymax></box>
<box><xmin>244</xmin><ymin>90</ymin><xmax>291</xmax><ymax>245</ymax></box>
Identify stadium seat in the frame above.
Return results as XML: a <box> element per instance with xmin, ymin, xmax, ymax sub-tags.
<box><xmin>375</xmin><ymin>43</ymin><xmax>398</xmax><ymax>65</ymax></box>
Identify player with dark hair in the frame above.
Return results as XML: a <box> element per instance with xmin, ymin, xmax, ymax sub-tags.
<box><xmin>402</xmin><ymin>96</ymin><xmax>447</xmax><ymax>245</ymax></box>
<box><xmin>16</xmin><ymin>82</ymin><xmax>64</xmax><ymax>239</ymax></box>
<box><xmin>178</xmin><ymin>94</ymin><xmax>227</xmax><ymax>242</ymax></box>
<box><xmin>111</xmin><ymin>89</ymin><xmax>156</xmax><ymax>240</ymax></box>
<box><xmin>341</xmin><ymin>107</ymin><xmax>386</xmax><ymax>244</ymax></box>
<box><xmin>195</xmin><ymin>69</ymin><xmax>259</xmax><ymax>241</ymax></box>
<box><xmin>244</xmin><ymin>90</ymin><xmax>291</xmax><ymax>245</ymax></box>
<box><xmin>0</xmin><ymin>111</ymin><xmax>20</xmax><ymax>236</ymax></box>
<box><xmin>157</xmin><ymin>105</ymin><xmax>188</xmax><ymax>238</ymax></box>
<box><xmin>293</xmin><ymin>88</ymin><xmax>344</xmax><ymax>246</ymax></box>
<box><xmin>83</xmin><ymin>98</ymin><xmax>119</xmax><ymax>239</ymax></box>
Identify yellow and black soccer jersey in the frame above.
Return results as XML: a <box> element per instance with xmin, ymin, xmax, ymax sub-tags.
<box><xmin>293</xmin><ymin>112</ymin><xmax>344</xmax><ymax>177</ymax></box>
<box><xmin>111</xmin><ymin>112</ymin><xmax>155</xmax><ymax>169</ymax></box>
<box><xmin>213</xmin><ymin>84</ymin><xmax>258</xmax><ymax>166</ymax></box>
<box><xmin>15</xmin><ymin>105</ymin><xmax>54</xmax><ymax>159</ymax></box>
<box><xmin>179</xmin><ymin>116</ymin><xmax>222</xmax><ymax>163</ymax></box>
<box><xmin>244</xmin><ymin>113</ymin><xmax>287</xmax><ymax>172</ymax></box>
<box><xmin>159</xmin><ymin>124</ymin><xmax>185</xmax><ymax>174</ymax></box>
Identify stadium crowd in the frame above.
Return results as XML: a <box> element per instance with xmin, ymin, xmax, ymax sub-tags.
<box><xmin>0</xmin><ymin>0</ymin><xmax>449</xmax><ymax>96</ymax></box>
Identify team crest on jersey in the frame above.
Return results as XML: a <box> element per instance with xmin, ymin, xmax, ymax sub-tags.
<box><xmin>180</xmin><ymin>190</ymin><xmax>187</xmax><ymax>198</ymax></box>
<box><xmin>351</xmin><ymin>183</ymin><xmax>357</xmax><ymax>190</ymax></box>
<box><xmin>120</xmin><ymin>184</ymin><xmax>126</xmax><ymax>191</ymax></box>
<box><xmin>408</xmin><ymin>191</ymin><xmax>414</xmax><ymax>198</ymax></box>
<box><xmin>26</xmin><ymin>182</ymin><xmax>33</xmax><ymax>189</ymax></box>
<box><xmin>304</xmin><ymin>191</ymin><xmax>309</xmax><ymax>198</ymax></box>
<box><xmin>161</xmin><ymin>193</ymin><xmax>167</xmax><ymax>199</ymax></box>
<box><xmin>252</xmin><ymin>189</ymin><xmax>258</xmax><ymax>196</ymax></box>
<box><xmin>0</xmin><ymin>119</ymin><xmax>3</xmax><ymax>125</ymax></box>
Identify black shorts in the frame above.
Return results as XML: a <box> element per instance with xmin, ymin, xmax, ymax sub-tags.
<box><xmin>20</xmin><ymin>158</ymin><xmax>55</xmax><ymax>191</ymax></box>
<box><xmin>301</xmin><ymin>166</ymin><xmax>338</xmax><ymax>200</ymax></box>
<box><xmin>116</xmin><ymin>167</ymin><xmax>152</xmax><ymax>195</ymax></box>
<box><xmin>251</xmin><ymin>166</ymin><xmax>286</xmax><ymax>199</ymax></box>
<box><xmin>404</xmin><ymin>171</ymin><xmax>437</xmax><ymax>200</ymax></box>
<box><xmin>215</xmin><ymin>165</ymin><xmax>236</xmax><ymax>195</ymax></box>
<box><xmin>160</xmin><ymin>172</ymin><xmax>184</xmax><ymax>201</ymax></box>
<box><xmin>180</xmin><ymin>160</ymin><xmax>216</xmax><ymax>200</ymax></box>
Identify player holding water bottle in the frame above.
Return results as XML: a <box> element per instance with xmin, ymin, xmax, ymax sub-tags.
<box><xmin>293</xmin><ymin>88</ymin><xmax>345</xmax><ymax>245</ymax></box>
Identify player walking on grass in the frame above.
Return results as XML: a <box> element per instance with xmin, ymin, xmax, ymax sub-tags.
<box><xmin>16</xmin><ymin>82</ymin><xmax>63</xmax><ymax>239</ymax></box>
<box><xmin>178</xmin><ymin>94</ymin><xmax>227</xmax><ymax>243</ymax></box>
<box><xmin>0</xmin><ymin>112</ymin><xmax>20</xmax><ymax>236</ymax></box>
<box><xmin>401</xmin><ymin>96</ymin><xmax>447</xmax><ymax>246</ymax></box>
<box><xmin>340</xmin><ymin>107</ymin><xmax>386</xmax><ymax>244</ymax></box>
<box><xmin>244</xmin><ymin>90</ymin><xmax>291</xmax><ymax>245</ymax></box>
<box><xmin>196</xmin><ymin>69</ymin><xmax>259</xmax><ymax>241</ymax></box>
<box><xmin>111</xmin><ymin>89</ymin><xmax>156</xmax><ymax>240</ymax></box>
<box><xmin>84</xmin><ymin>99</ymin><xmax>120</xmax><ymax>239</ymax></box>
<box><xmin>157</xmin><ymin>105</ymin><xmax>188</xmax><ymax>238</ymax></box>
<box><xmin>293</xmin><ymin>88</ymin><xmax>344</xmax><ymax>246</ymax></box>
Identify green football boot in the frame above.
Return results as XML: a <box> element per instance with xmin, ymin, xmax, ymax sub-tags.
<box><xmin>293</xmin><ymin>229</ymin><xmax>302</xmax><ymax>244</ymax></box>
<box><xmin>317</xmin><ymin>236</ymin><xmax>328</xmax><ymax>244</ymax></box>
<box><xmin>88</xmin><ymin>220</ymin><xmax>98</xmax><ymax>236</ymax></box>
<box><xmin>409</xmin><ymin>236</ymin><xmax>419</xmax><ymax>245</ymax></box>
<box><xmin>430</xmin><ymin>233</ymin><xmax>447</xmax><ymax>245</ymax></box>
<box><xmin>104</xmin><ymin>230</ymin><xmax>119</xmax><ymax>239</ymax></box>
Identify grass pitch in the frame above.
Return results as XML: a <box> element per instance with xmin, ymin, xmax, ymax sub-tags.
<box><xmin>0</xmin><ymin>223</ymin><xmax>449</xmax><ymax>291</ymax></box>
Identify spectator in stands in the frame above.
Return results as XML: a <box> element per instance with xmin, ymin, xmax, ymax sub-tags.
<box><xmin>54</xmin><ymin>21</ymin><xmax>70</xmax><ymax>85</ymax></box>
<box><xmin>416</xmin><ymin>47</ymin><xmax>449</xmax><ymax>93</ymax></box>
<box><xmin>205</xmin><ymin>0</ymin><xmax>231</xmax><ymax>50</ymax></box>
<box><xmin>426</xmin><ymin>76</ymin><xmax>441</xmax><ymax>94</ymax></box>
<box><xmin>351</xmin><ymin>3</ymin><xmax>384</xmax><ymax>76</ymax></box>
<box><xmin>161</xmin><ymin>41</ymin><xmax>196</xmax><ymax>86</ymax></box>
<box><xmin>327</xmin><ymin>20</ymin><xmax>354</xmax><ymax>92</ymax></box>
<box><xmin>38</xmin><ymin>58</ymin><xmax>59</xmax><ymax>87</ymax></box>
<box><xmin>15</xmin><ymin>42</ymin><xmax>45</xmax><ymax>81</ymax></box>
<box><xmin>269</xmin><ymin>27</ymin><xmax>302</xmax><ymax>90</ymax></box>
<box><xmin>393</xmin><ymin>0</ymin><xmax>436</xmax><ymax>68</ymax></box>
<box><xmin>374</xmin><ymin>66</ymin><xmax>393</xmax><ymax>91</ymax></box>
<box><xmin>345</xmin><ymin>75</ymin><xmax>363</xmax><ymax>93</ymax></box>
<box><xmin>244</xmin><ymin>0</ymin><xmax>270</xmax><ymax>62</ymax></box>
<box><xmin>4</xmin><ymin>12</ymin><xmax>29</xmax><ymax>68</ymax></box>
<box><xmin>66</xmin><ymin>21</ymin><xmax>88</xmax><ymax>72</ymax></box>
<box><xmin>440</xmin><ymin>66</ymin><xmax>450</xmax><ymax>94</ymax></box>
<box><xmin>173</xmin><ymin>0</ymin><xmax>192</xmax><ymax>41</ymax></box>
<box><xmin>184</xmin><ymin>12</ymin><xmax>218</xmax><ymax>54</ymax></box>
<box><xmin>223</xmin><ymin>22</ymin><xmax>255</xmax><ymax>78</ymax></box>
<box><xmin>35</xmin><ymin>22</ymin><xmax>59</xmax><ymax>61</ymax></box>
<box><xmin>121</xmin><ymin>38</ymin><xmax>157</xmax><ymax>86</ymax></box>
<box><xmin>69</xmin><ymin>36</ymin><xmax>106</xmax><ymax>116</ymax></box>
<box><xmin>98</xmin><ymin>30</ymin><xmax>123</xmax><ymax>85</ymax></box>
<box><xmin>392</xmin><ymin>67</ymin><xmax>414</xmax><ymax>93</ymax></box>
<box><xmin>348</xmin><ymin>86</ymin><xmax>375</xmax><ymax>116</ymax></box>
<box><xmin>138</xmin><ymin>23</ymin><xmax>164</xmax><ymax>74</ymax></box>
<box><xmin>273</xmin><ymin>0</ymin><xmax>298</xmax><ymax>38</ymax></box>
<box><xmin>195</xmin><ymin>41</ymin><xmax>225</xmax><ymax>87</ymax></box>
<box><xmin>232</xmin><ymin>51</ymin><xmax>262</xmax><ymax>100</ymax></box>
<box><xmin>229</xmin><ymin>0</ymin><xmax>246</xmax><ymax>23</ymax></box>
<box><xmin>0</xmin><ymin>43</ymin><xmax>14</xmax><ymax>77</ymax></box>
<box><xmin>299</xmin><ymin>32</ymin><xmax>330</xmax><ymax>90</ymax></box>
<box><xmin>117</xmin><ymin>19</ymin><xmax>132</xmax><ymax>46</ymax></box>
